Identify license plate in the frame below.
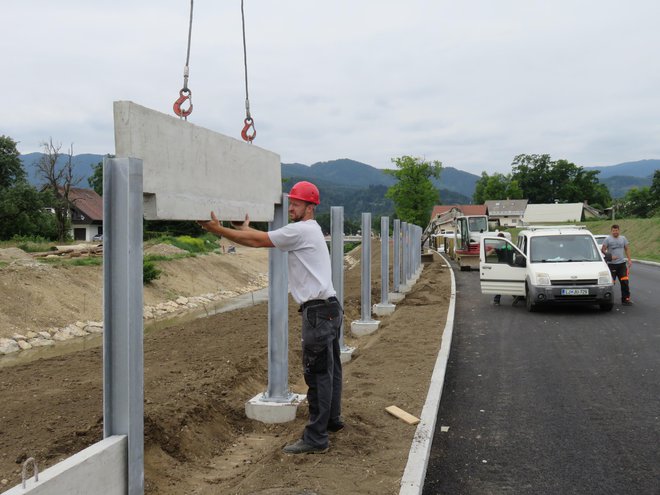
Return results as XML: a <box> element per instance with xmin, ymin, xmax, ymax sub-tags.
<box><xmin>561</xmin><ymin>288</ymin><xmax>589</xmax><ymax>296</ymax></box>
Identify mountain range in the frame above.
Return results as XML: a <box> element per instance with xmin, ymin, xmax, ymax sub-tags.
<box><xmin>18</xmin><ymin>154</ymin><xmax>658</xmax><ymax>219</ymax></box>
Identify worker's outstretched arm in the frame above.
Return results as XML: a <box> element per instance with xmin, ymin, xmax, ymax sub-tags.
<box><xmin>198</xmin><ymin>212</ymin><xmax>274</xmax><ymax>248</ymax></box>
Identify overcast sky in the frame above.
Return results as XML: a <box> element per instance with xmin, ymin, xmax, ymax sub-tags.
<box><xmin>4</xmin><ymin>0</ymin><xmax>659</xmax><ymax>175</ymax></box>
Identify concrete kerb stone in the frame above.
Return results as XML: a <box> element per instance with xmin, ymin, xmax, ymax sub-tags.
<box><xmin>399</xmin><ymin>252</ymin><xmax>457</xmax><ymax>495</ymax></box>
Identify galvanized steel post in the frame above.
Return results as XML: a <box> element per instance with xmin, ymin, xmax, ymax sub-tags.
<box><xmin>380</xmin><ymin>216</ymin><xmax>389</xmax><ymax>304</ymax></box>
<box><xmin>360</xmin><ymin>212</ymin><xmax>372</xmax><ymax>321</ymax></box>
<box><xmin>350</xmin><ymin>212</ymin><xmax>380</xmax><ymax>335</ymax></box>
<box><xmin>331</xmin><ymin>206</ymin><xmax>354</xmax><ymax>361</ymax></box>
<box><xmin>392</xmin><ymin>219</ymin><xmax>400</xmax><ymax>292</ymax></box>
<box><xmin>266</xmin><ymin>194</ymin><xmax>290</xmax><ymax>400</ymax></box>
<box><xmin>102</xmin><ymin>157</ymin><xmax>144</xmax><ymax>495</ymax></box>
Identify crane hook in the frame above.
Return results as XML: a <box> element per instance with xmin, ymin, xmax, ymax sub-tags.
<box><xmin>173</xmin><ymin>88</ymin><xmax>193</xmax><ymax>119</ymax></box>
<box><xmin>241</xmin><ymin>117</ymin><xmax>256</xmax><ymax>143</ymax></box>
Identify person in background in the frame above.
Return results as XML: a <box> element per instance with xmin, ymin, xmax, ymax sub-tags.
<box><xmin>601</xmin><ymin>224</ymin><xmax>633</xmax><ymax>306</ymax></box>
<box><xmin>198</xmin><ymin>181</ymin><xmax>344</xmax><ymax>454</ymax></box>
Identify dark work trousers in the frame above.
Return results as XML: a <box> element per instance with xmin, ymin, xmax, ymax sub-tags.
<box><xmin>608</xmin><ymin>262</ymin><xmax>631</xmax><ymax>302</ymax></box>
<box><xmin>301</xmin><ymin>300</ymin><xmax>343</xmax><ymax>448</ymax></box>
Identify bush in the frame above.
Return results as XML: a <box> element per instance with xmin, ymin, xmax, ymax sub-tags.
<box><xmin>9</xmin><ymin>235</ymin><xmax>54</xmax><ymax>253</ymax></box>
<box><xmin>143</xmin><ymin>260</ymin><xmax>162</xmax><ymax>285</ymax></box>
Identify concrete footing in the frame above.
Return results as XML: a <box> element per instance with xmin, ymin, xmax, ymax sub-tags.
<box><xmin>399</xmin><ymin>283</ymin><xmax>412</xmax><ymax>293</ymax></box>
<box><xmin>245</xmin><ymin>393</ymin><xmax>306</xmax><ymax>423</ymax></box>
<box><xmin>373</xmin><ymin>303</ymin><xmax>396</xmax><ymax>317</ymax></box>
<box><xmin>389</xmin><ymin>292</ymin><xmax>405</xmax><ymax>303</ymax></box>
<box><xmin>340</xmin><ymin>345</ymin><xmax>356</xmax><ymax>363</ymax></box>
<box><xmin>351</xmin><ymin>320</ymin><xmax>380</xmax><ymax>336</ymax></box>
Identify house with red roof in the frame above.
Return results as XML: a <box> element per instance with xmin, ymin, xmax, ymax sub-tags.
<box><xmin>62</xmin><ymin>187</ymin><xmax>103</xmax><ymax>241</ymax></box>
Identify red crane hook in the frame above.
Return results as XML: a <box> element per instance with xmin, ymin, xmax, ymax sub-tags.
<box><xmin>241</xmin><ymin>117</ymin><xmax>256</xmax><ymax>143</ymax></box>
<box><xmin>173</xmin><ymin>88</ymin><xmax>193</xmax><ymax>119</ymax></box>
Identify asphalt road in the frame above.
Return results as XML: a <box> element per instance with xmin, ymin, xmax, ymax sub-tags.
<box><xmin>423</xmin><ymin>261</ymin><xmax>660</xmax><ymax>495</ymax></box>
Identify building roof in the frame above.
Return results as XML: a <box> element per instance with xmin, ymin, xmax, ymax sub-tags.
<box><xmin>522</xmin><ymin>203</ymin><xmax>584</xmax><ymax>223</ymax></box>
<box><xmin>485</xmin><ymin>199</ymin><xmax>528</xmax><ymax>216</ymax></box>
<box><xmin>430</xmin><ymin>204</ymin><xmax>487</xmax><ymax>219</ymax></box>
<box><xmin>65</xmin><ymin>187</ymin><xmax>103</xmax><ymax>221</ymax></box>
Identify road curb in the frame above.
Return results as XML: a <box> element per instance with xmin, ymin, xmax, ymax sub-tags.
<box><xmin>633</xmin><ymin>258</ymin><xmax>660</xmax><ymax>267</ymax></box>
<box><xmin>399</xmin><ymin>252</ymin><xmax>456</xmax><ymax>494</ymax></box>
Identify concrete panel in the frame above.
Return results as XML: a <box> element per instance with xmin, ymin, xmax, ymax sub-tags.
<box><xmin>113</xmin><ymin>101</ymin><xmax>281</xmax><ymax>221</ymax></box>
<box><xmin>5</xmin><ymin>436</ymin><xmax>127</xmax><ymax>495</ymax></box>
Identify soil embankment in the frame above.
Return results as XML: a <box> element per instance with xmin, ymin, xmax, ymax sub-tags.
<box><xmin>0</xmin><ymin>242</ymin><xmax>450</xmax><ymax>494</ymax></box>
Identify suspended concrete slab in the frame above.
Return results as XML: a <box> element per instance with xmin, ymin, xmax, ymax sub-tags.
<box><xmin>113</xmin><ymin>101</ymin><xmax>282</xmax><ymax>221</ymax></box>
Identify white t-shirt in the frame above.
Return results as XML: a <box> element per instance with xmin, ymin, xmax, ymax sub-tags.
<box><xmin>267</xmin><ymin>220</ymin><xmax>336</xmax><ymax>304</ymax></box>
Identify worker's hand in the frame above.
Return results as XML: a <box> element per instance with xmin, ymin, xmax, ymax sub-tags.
<box><xmin>231</xmin><ymin>213</ymin><xmax>250</xmax><ymax>230</ymax></box>
<box><xmin>198</xmin><ymin>211</ymin><xmax>221</xmax><ymax>233</ymax></box>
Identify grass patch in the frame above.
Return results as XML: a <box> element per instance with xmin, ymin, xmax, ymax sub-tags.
<box><xmin>144</xmin><ymin>253</ymin><xmax>192</xmax><ymax>263</ymax></box>
<box><xmin>40</xmin><ymin>256</ymin><xmax>103</xmax><ymax>266</ymax></box>
<box><xmin>145</xmin><ymin>234</ymin><xmax>219</xmax><ymax>254</ymax></box>
<box><xmin>0</xmin><ymin>235</ymin><xmax>56</xmax><ymax>253</ymax></box>
<box><xmin>0</xmin><ymin>261</ymin><xmax>8</xmax><ymax>269</ymax></box>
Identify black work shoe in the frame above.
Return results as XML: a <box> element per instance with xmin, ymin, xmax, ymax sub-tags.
<box><xmin>327</xmin><ymin>419</ymin><xmax>345</xmax><ymax>433</ymax></box>
<box><xmin>282</xmin><ymin>439</ymin><xmax>328</xmax><ymax>455</ymax></box>
<box><xmin>622</xmin><ymin>300</ymin><xmax>633</xmax><ymax>306</ymax></box>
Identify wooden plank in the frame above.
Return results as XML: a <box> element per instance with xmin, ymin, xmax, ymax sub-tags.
<box><xmin>385</xmin><ymin>405</ymin><xmax>420</xmax><ymax>425</ymax></box>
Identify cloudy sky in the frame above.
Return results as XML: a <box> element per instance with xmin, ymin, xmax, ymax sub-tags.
<box><xmin>4</xmin><ymin>0</ymin><xmax>659</xmax><ymax>175</ymax></box>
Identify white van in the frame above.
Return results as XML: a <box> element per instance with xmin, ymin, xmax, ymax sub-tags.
<box><xmin>479</xmin><ymin>225</ymin><xmax>615</xmax><ymax>312</ymax></box>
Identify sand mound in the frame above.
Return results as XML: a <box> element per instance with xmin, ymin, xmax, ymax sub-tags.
<box><xmin>144</xmin><ymin>243</ymin><xmax>188</xmax><ymax>256</ymax></box>
<box><xmin>0</xmin><ymin>247</ymin><xmax>32</xmax><ymax>262</ymax></box>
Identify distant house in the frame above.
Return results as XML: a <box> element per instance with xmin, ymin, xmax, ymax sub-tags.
<box><xmin>485</xmin><ymin>199</ymin><xmax>529</xmax><ymax>227</ymax></box>
<box><xmin>62</xmin><ymin>187</ymin><xmax>103</xmax><ymax>241</ymax></box>
<box><xmin>522</xmin><ymin>203</ymin><xmax>586</xmax><ymax>224</ymax></box>
<box><xmin>430</xmin><ymin>204</ymin><xmax>487</xmax><ymax>220</ymax></box>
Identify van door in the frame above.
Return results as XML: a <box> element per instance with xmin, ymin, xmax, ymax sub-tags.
<box><xmin>479</xmin><ymin>237</ymin><xmax>526</xmax><ymax>296</ymax></box>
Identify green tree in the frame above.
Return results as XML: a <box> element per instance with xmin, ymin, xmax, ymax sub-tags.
<box><xmin>473</xmin><ymin>172</ymin><xmax>523</xmax><ymax>203</ymax></box>
<box><xmin>650</xmin><ymin>170</ymin><xmax>660</xmax><ymax>212</ymax></box>
<box><xmin>384</xmin><ymin>155</ymin><xmax>442</xmax><ymax>227</ymax></box>
<box><xmin>0</xmin><ymin>136</ymin><xmax>58</xmax><ymax>240</ymax></box>
<box><xmin>0</xmin><ymin>135</ymin><xmax>26</xmax><ymax>188</ymax></box>
<box><xmin>618</xmin><ymin>186</ymin><xmax>655</xmax><ymax>218</ymax></box>
<box><xmin>89</xmin><ymin>161</ymin><xmax>103</xmax><ymax>196</ymax></box>
<box><xmin>511</xmin><ymin>154</ymin><xmax>611</xmax><ymax>206</ymax></box>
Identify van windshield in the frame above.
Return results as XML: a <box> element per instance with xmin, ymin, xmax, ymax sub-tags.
<box><xmin>529</xmin><ymin>234</ymin><xmax>601</xmax><ymax>263</ymax></box>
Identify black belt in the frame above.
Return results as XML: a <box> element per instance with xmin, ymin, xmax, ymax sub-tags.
<box><xmin>299</xmin><ymin>296</ymin><xmax>339</xmax><ymax>312</ymax></box>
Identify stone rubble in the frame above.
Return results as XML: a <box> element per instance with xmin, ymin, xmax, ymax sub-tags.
<box><xmin>0</xmin><ymin>273</ymin><xmax>269</xmax><ymax>357</ymax></box>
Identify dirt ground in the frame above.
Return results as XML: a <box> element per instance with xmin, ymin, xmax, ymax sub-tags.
<box><xmin>0</xmin><ymin>241</ymin><xmax>450</xmax><ymax>494</ymax></box>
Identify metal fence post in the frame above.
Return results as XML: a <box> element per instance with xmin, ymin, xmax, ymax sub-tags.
<box><xmin>103</xmin><ymin>157</ymin><xmax>144</xmax><ymax>495</ymax></box>
<box><xmin>266</xmin><ymin>194</ymin><xmax>290</xmax><ymax>400</ymax></box>
<box><xmin>374</xmin><ymin>216</ymin><xmax>395</xmax><ymax>316</ymax></box>
<box><xmin>350</xmin><ymin>212</ymin><xmax>380</xmax><ymax>335</ymax></box>
<box><xmin>331</xmin><ymin>207</ymin><xmax>355</xmax><ymax>362</ymax></box>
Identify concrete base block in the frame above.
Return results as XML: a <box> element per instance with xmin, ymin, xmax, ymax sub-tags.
<box><xmin>245</xmin><ymin>392</ymin><xmax>306</xmax><ymax>424</ymax></box>
<box><xmin>351</xmin><ymin>319</ymin><xmax>380</xmax><ymax>336</ymax></box>
<box><xmin>389</xmin><ymin>292</ymin><xmax>405</xmax><ymax>303</ymax></box>
<box><xmin>373</xmin><ymin>303</ymin><xmax>396</xmax><ymax>317</ymax></box>
<box><xmin>399</xmin><ymin>283</ymin><xmax>412</xmax><ymax>293</ymax></box>
<box><xmin>340</xmin><ymin>345</ymin><xmax>356</xmax><ymax>363</ymax></box>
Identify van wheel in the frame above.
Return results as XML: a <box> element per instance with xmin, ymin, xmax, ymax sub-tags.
<box><xmin>526</xmin><ymin>287</ymin><xmax>537</xmax><ymax>312</ymax></box>
<box><xmin>599</xmin><ymin>303</ymin><xmax>613</xmax><ymax>312</ymax></box>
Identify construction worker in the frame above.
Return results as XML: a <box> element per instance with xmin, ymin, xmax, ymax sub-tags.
<box><xmin>198</xmin><ymin>181</ymin><xmax>343</xmax><ymax>454</ymax></box>
<box><xmin>601</xmin><ymin>224</ymin><xmax>633</xmax><ymax>306</ymax></box>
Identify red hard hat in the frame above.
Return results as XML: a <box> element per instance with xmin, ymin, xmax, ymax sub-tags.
<box><xmin>288</xmin><ymin>181</ymin><xmax>320</xmax><ymax>205</ymax></box>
